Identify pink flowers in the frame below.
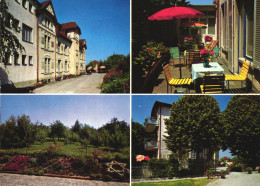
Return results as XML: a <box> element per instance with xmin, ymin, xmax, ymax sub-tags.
<box><xmin>204</xmin><ymin>36</ymin><xmax>213</xmax><ymax>42</ymax></box>
<box><xmin>148</xmin><ymin>48</ymin><xmax>152</xmax><ymax>51</ymax></box>
<box><xmin>136</xmin><ymin>155</ymin><xmax>150</xmax><ymax>162</ymax></box>
<box><xmin>3</xmin><ymin>156</ymin><xmax>29</xmax><ymax>171</ymax></box>
<box><xmin>210</xmin><ymin>51</ymin><xmax>214</xmax><ymax>56</ymax></box>
<box><xmin>144</xmin><ymin>156</ymin><xmax>150</xmax><ymax>161</ymax></box>
<box><xmin>184</xmin><ymin>37</ymin><xmax>193</xmax><ymax>43</ymax></box>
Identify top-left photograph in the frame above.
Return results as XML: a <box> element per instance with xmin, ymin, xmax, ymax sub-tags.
<box><xmin>1</xmin><ymin>0</ymin><xmax>130</xmax><ymax>94</ymax></box>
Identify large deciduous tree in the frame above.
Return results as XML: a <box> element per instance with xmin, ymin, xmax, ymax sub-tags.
<box><xmin>49</xmin><ymin>120</ymin><xmax>66</xmax><ymax>141</ymax></box>
<box><xmin>0</xmin><ymin>0</ymin><xmax>24</xmax><ymax>64</ymax></box>
<box><xmin>132</xmin><ymin>121</ymin><xmax>146</xmax><ymax>156</ymax></box>
<box><xmin>164</xmin><ymin>96</ymin><xmax>223</xmax><ymax>160</ymax></box>
<box><xmin>221</xmin><ymin>96</ymin><xmax>260</xmax><ymax>167</ymax></box>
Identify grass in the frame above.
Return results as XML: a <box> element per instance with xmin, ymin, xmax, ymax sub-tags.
<box><xmin>132</xmin><ymin>178</ymin><xmax>216</xmax><ymax>186</ymax></box>
<box><xmin>0</xmin><ymin>139</ymin><xmax>129</xmax><ymax>159</ymax></box>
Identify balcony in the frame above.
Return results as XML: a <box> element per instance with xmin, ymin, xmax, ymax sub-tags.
<box><xmin>145</xmin><ymin>141</ymin><xmax>158</xmax><ymax>151</ymax></box>
<box><xmin>144</xmin><ymin>117</ymin><xmax>158</xmax><ymax>132</ymax></box>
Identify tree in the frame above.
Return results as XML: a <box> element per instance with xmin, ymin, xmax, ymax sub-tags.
<box><xmin>164</xmin><ymin>96</ymin><xmax>223</xmax><ymax>160</ymax></box>
<box><xmin>220</xmin><ymin>96</ymin><xmax>260</xmax><ymax>167</ymax></box>
<box><xmin>49</xmin><ymin>120</ymin><xmax>66</xmax><ymax>141</ymax></box>
<box><xmin>132</xmin><ymin>121</ymin><xmax>146</xmax><ymax>156</ymax></box>
<box><xmin>17</xmin><ymin>115</ymin><xmax>33</xmax><ymax>148</ymax></box>
<box><xmin>71</xmin><ymin>119</ymin><xmax>82</xmax><ymax>134</ymax></box>
<box><xmin>0</xmin><ymin>0</ymin><xmax>24</xmax><ymax>64</ymax></box>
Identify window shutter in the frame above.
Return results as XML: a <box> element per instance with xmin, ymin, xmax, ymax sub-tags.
<box><xmin>41</xmin><ymin>58</ymin><xmax>45</xmax><ymax>73</ymax></box>
<box><xmin>51</xmin><ymin>38</ymin><xmax>54</xmax><ymax>51</ymax></box>
<box><xmin>52</xmin><ymin>59</ymin><xmax>54</xmax><ymax>73</ymax></box>
<box><xmin>254</xmin><ymin>0</ymin><xmax>260</xmax><ymax>69</ymax></box>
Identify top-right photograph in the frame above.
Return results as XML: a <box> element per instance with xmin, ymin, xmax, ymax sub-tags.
<box><xmin>132</xmin><ymin>0</ymin><xmax>260</xmax><ymax>94</ymax></box>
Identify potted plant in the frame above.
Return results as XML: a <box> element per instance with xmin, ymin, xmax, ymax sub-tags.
<box><xmin>219</xmin><ymin>170</ymin><xmax>228</xmax><ymax>179</ymax></box>
<box><xmin>256</xmin><ymin>166</ymin><xmax>260</xmax><ymax>173</ymax></box>
<box><xmin>183</xmin><ymin>37</ymin><xmax>194</xmax><ymax>50</ymax></box>
<box><xmin>205</xmin><ymin>169</ymin><xmax>213</xmax><ymax>179</ymax></box>
<box><xmin>200</xmin><ymin>49</ymin><xmax>214</xmax><ymax>68</ymax></box>
<box><xmin>246</xmin><ymin>167</ymin><xmax>253</xmax><ymax>174</ymax></box>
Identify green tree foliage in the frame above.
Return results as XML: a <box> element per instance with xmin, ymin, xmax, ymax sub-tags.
<box><xmin>132</xmin><ymin>121</ymin><xmax>146</xmax><ymax>156</ymax></box>
<box><xmin>49</xmin><ymin>120</ymin><xmax>66</xmax><ymax>141</ymax></box>
<box><xmin>164</xmin><ymin>96</ymin><xmax>222</xmax><ymax>160</ymax></box>
<box><xmin>0</xmin><ymin>0</ymin><xmax>24</xmax><ymax>64</ymax></box>
<box><xmin>16</xmin><ymin>115</ymin><xmax>33</xmax><ymax>148</ymax></box>
<box><xmin>71</xmin><ymin>119</ymin><xmax>82</xmax><ymax>134</ymax></box>
<box><xmin>220</xmin><ymin>96</ymin><xmax>260</xmax><ymax>167</ymax></box>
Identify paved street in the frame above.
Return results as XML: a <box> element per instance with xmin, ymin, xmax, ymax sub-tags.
<box><xmin>207</xmin><ymin>172</ymin><xmax>260</xmax><ymax>186</ymax></box>
<box><xmin>0</xmin><ymin>173</ymin><xmax>129</xmax><ymax>186</ymax></box>
<box><xmin>33</xmin><ymin>73</ymin><xmax>105</xmax><ymax>94</ymax></box>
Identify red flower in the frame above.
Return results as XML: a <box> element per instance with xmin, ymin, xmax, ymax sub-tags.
<box><xmin>210</xmin><ymin>51</ymin><xmax>214</xmax><ymax>56</ymax></box>
<box><xmin>144</xmin><ymin>156</ymin><xmax>150</xmax><ymax>161</ymax></box>
<box><xmin>155</xmin><ymin>51</ymin><xmax>158</xmax><ymax>54</ymax></box>
<box><xmin>200</xmin><ymin>49</ymin><xmax>209</xmax><ymax>55</ymax></box>
<box><xmin>148</xmin><ymin>48</ymin><xmax>152</xmax><ymax>51</ymax></box>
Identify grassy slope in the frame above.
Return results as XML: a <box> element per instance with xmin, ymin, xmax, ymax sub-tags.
<box><xmin>132</xmin><ymin>178</ymin><xmax>216</xmax><ymax>186</ymax></box>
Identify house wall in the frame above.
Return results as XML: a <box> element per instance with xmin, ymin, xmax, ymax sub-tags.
<box><xmin>56</xmin><ymin>37</ymin><xmax>71</xmax><ymax>77</ymax></box>
<box><xmin>1</xmin><ymin>0</ymin><xmax>38</xmax><ymax>88</ymax></box>
<box><xmin>218</xmin><ymin>0</ymin><xmax>260</xmax><ymax>92</ymax></box>
<box><xmin>67</xmin><ymin>31</ymin><xmax>81</xmax><ymax>75</ymax></box>
<box><xmin>38</xmin><ymin>13</ymin><xmax>56</xmax><ymax>82</ymax></box>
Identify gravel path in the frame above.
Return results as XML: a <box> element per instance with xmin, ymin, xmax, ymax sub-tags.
<box><xmin>33</xmin><ymin>73</ymin><xmax>105</xmax><ymax>94</ymax></box>
<box><xmin>207</xmin><ymin>172</ymin><xmax>260</xmax><ymax>186</ymax></box>
<box><xmin>0</xmin><ymin>173</ymin><xmax>129</xmax><ymax>186</ymax></box>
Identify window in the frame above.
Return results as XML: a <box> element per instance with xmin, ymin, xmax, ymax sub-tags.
<box><xmin>245</xmin><ymin>0</ymin><xmax>254</xmax><ymax>58</ymax></box>
<box><xmin>65</xmin><ymin>61</ymin><xmax>68</xmax><ymax>72</ymax></box>
<box><xmin>29</xmin><ymin>56</ymin><xmax>33</xmax><ymax>65</ymax></box>
<box><xmin>22</xmin><ymin>24</ymin><xmax>32</xmax><ymax>42</ymax></box>
<box><xmin>14</xmin><ymin>53</ymin><xmax>19</xmax><ymax>65</ymax></box>
<box><xmin>22</xmin><ymin>55</ymin><xmax>26</xmax><ymax>65</ymax></box>
<box><xmin>22</xmin><ymin>0</ymin><xmax>27</xmax><ymax>9</ymax></box>
<box><xmin>58</xmin><ymin>42</ymin><xmax>61</xmax><ymax>53</ymax></box>
<box><xmin>190</xmin><ymin>150</ymin><xmax>197</xmax><ymax>159</ymax></box>
<box><xmin>29</xmin><ymin>3</ymin><xmax>33</xmax><ymax>13</ymax></box>
<box><xmin>13</xmin><ymin>19</ymin><xmax>20</xmax><ymax>32</ymax></box>
<box><xmin>45</xmin><ymin>58</ymin><xmax>51</xmax><ymax>73</ymax></box>
<box><xmin>58</xmin><ymin>60</ymin><xmax>61</xmax><ymax>72</ymax></box>
<box><xmin>5</xmin><ymin>14</ymin><xmax>11</xmax><ymax>28</ymax></box>
<box><xmin>208</xmin><ymin>18</ymin><xmax>215</xmax><ymax>35</ymax></box>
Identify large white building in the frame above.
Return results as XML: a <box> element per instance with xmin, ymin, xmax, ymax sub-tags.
<box><xmin>1</xmin><ymin>0</ymin><xmax>40</xmax><ymax>88</ymax></box>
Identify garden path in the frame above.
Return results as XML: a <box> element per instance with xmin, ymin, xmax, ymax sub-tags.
<box><xmin>207</xmin><ymin>172</ymin><xmax>260</xmax><ymax>186</ymax></box>
<box><xmin>0</xmin><ymin>173</ymin><xmax>129</xmax><ymax>186</ymax></box>
<box><xmin>33</xmin><ymin>73</ymin><xmax>105</xmax><ymax>94</ymax></box>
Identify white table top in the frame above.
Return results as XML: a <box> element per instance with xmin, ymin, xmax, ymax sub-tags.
<box><xmin>191</xmin><ymin>62</ymin><xmax>225</xmax><ymax>81</ymax></box>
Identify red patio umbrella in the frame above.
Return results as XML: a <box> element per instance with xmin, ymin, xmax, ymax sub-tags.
<box><xmin>148</xmin><ymin>7</ymin><xmax>204</xmax><ymax>20</ymax></box>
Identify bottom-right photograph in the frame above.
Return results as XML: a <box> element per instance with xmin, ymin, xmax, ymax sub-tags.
<box><xmin>131</xmin><ymin>95</ymin><xmax>260</xmax><ymax>185</ymax></box>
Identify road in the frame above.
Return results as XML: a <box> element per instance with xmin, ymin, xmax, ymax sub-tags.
<box><xmin>33</xmin><ymin>73</ymin><xmax>105</xmax><ymax>94</ymax></box>
<box><xmin>0</xmin><ymin>173</ymin><xmax>129</xmax><ymax>186</ymax></box>
<box><xmin>207</xmin><ymin>172</ymin><xmax>260</xmax><ymax>186</ymax></box>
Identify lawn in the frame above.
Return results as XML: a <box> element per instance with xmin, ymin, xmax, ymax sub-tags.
<box><xmin>132</xmin><ymin>178</ymin><xmax>216</xmax><ymax>186</ymax></box>
<box><xmin>0</xmin><ymin>139</ymin><xmax>129</xmax><ymax>159</ymax></box>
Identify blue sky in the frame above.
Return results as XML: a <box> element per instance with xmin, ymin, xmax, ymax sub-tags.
<box><xmin>1</xmin><ymin>95</ymin><xmax>130</xmax><ymax>129</ymax></box>
<box><xmin>189</xmin><ymin>0</ymin><xmax>214</xmax><ymax>5</ymax></box>
<box><xmin>47</xmin><ymin>0</ymin><xmax>130</xmax><ymax>64</ymax></box>
<box><xmin>132</xmin><ymin>95</ymin><xmax>234</xmax><ymax>159</ymax></box>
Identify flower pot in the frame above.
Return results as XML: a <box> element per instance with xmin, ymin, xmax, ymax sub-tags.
<box><xmin>248</xmin><ymin>170</ymin><xmax>252</xmax><ymax>174</ymax></box>
<box><xmin>207</xmin><ymin>175</ymin><xmax>211</xmax><ymax>179</ymax></box>
<box><xmin>203</xmin><ymin>61</ymin><xmax>210</xmax><ymax>68</ymax></box>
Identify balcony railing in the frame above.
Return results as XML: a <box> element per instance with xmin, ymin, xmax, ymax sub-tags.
<box><xmin>145</xmin><ymin>141</ymin><xmax>158</xmax><ymax>150</ymax></box>
<box><xmin>144</xmin><ymin>117</ymin><xmax>158</xmax><ymax>132</ymax></box>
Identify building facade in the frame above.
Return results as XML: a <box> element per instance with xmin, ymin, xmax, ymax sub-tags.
<box><xmin>1</xmin><ymin>0</ymin><xmax>87</xmax><ymax>88</ymax></box>
<box><xmin>216</xmin><ymin>0</ymin><xmax>260</xmax><ymax>91</ymax></box>
<box><xmin>144</xmin><ymin>101</ymin><xmax>219</xmax><ymax>169</ymax></box>
<box><xmin>1</xmin><ymin>0</ymin><xmax>40</xmax><ymax>88</ymax></box>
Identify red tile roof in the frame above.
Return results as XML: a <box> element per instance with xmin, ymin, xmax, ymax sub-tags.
<box><xmin>40</xmin><ymin>0</ymin><xmax>51</xmax><ymax>9</ymax></box>
<box><xmin>79</xmin><ymin>39</ymin><xmax>87</xmax><ymax>49</ymax></box>
<box><xmin>61</xmin><ymin>22</ymin><xmax>81</xmax><ymax>35</ymax></box>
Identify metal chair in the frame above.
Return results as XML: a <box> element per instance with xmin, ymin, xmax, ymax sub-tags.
<box><xmin>200</xmin><ymin>74</ymin><xmax>225</xmax><ymax>94</ymax></box>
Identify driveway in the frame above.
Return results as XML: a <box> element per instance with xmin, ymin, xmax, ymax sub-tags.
<box><xmin>207</xmin><ymin>172</ymin><xmax>260</xmax><ymax>186</ymax></box>
<box><xmin>0</xmin><ymin>173</ymin><xmax>129</xmax><ymax>186</ymax></box>
<box><xmin>33</xmin><ymin>73</ymin><xmax>105</xmax><ymax>94</ymax></box>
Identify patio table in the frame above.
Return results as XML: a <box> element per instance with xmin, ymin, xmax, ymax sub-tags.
<box><xmin>191</xmin><ymin>62</ymin><xmax>225</xmax><ymax>82</ymax></box>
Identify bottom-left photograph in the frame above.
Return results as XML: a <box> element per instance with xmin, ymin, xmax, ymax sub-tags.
<box><xmin>0</xmin><ymin>95</ymin><xmax>130</xmax><ymax>185</ymax></box>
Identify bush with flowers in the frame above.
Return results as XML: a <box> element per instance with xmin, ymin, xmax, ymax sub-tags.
<box><xmin>134</xmin><ymin>41</ymin><xmax>169</xmax><ymax>72</ymax></box>
<box><xmin>183</xmin><ymin>37</ymin><xmax>194</xmax><ymax>49</ymax></box>
<box><xmin>218</xmin><ymin>169</ymin><xmax>229</xmax><ymax>179</ymax></box>
<box><xmin>205</xmin><ymin>169</ymin><xmax>213</xmax><ymax>179</ymax></box>
<box><xmin>42</xmin><ymin>143</ymin><xmax>64</xmax><ymax>157</ymax></box>
<box><xmin>3</xmin><ymin>156</ymin><xmax>29</xmax><ymax>171</ymax></box>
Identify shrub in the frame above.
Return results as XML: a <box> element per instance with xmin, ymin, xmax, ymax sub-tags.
<box><xmin>148</xmin><ymin>158</ymin><xmax>173</xmax><ymax>178</ymax></box>
<box><xmin>134</xmin><ymin>41</ymin><xmax>169</xmax><ymax>72</ymax></box>
<box><xmin>3</xmin><ymin>156</ymin><xmax>29</xmax><ymax>171</ymax></box>
<box><xmin>28</xmin><ymin>158</ymin><xmax>37</xmax><ymax>167</ymax></box>
<box><xmin>178</xmin><ymin>168</ymin><xmax>190</xmax><ymax>177</ymax></box>
<box><xmin>103</xmin><ymin>174</ymin><xmax>112</xmax><ymax>182</ymax></box>
<box><xmin>2</xmin><ymin>155</ymin><xmax>11</xmax><ymax>163</ymax></box>
<box><xmin>101</xmin><ymin>72</ymin><xmax>130</xmax><ymax>93</ymax></box>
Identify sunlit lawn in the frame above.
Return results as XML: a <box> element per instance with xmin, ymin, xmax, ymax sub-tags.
<box><xmin>0</xmin><ymin>139</ymin><xmax>128</xmax><ymax>158</ymax></box>
<box><xmin>132</xmin><ymin>178</ymin><xmax>216</xmax><ymax>186</ymax></box>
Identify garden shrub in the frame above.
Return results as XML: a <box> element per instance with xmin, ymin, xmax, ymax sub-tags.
<box><xmin>134</xmin><ymin>41</ymin><xmax>169</xmax><ymax>72</ymax></box>
<box><xmin>28</xmin><ymin>158</ymin><xmax>37</xmax><ymax>167</ymax></box>
<box><xmin>84</xmin><ymin>156</ymin><xmax>101</xmax><ymax>175</ymax></box>
<box><xmin>148</xmin><ymin>158</ymin><xmax>171</xmax><ymax>178</ymax></box>
<box><xmin>101</xmin><ymin>72</ymin><xmax>130</xmax><ymax>93</ymax></box>
<box><xmin>102</xmin><ymin>174</ymin><xmax>112</xmax><ymax>182</ymax></box>
<box><xmin>1</xmin><ymin>155</ymin><xmax>11</xmax><ymax>163</ymax></box>
<box><xmin>178</xmin><ymin>168</ymin><xmax>190</xmax><ymax>177</ymax></box>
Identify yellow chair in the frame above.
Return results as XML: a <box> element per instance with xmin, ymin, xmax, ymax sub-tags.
<box><xmin>225</xmin><ymin>61</ymin><xmax>250</xmax><ymax>91</ymax></box>
<box><xmin>163</xmin><ymin>64</ymin><xmax>192</xmax><ymax>93</ymax></box>
<box><xmin>200</xmin><ymin>74</ymin><xmax>225</xmax><ymax>94</ymax></box>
